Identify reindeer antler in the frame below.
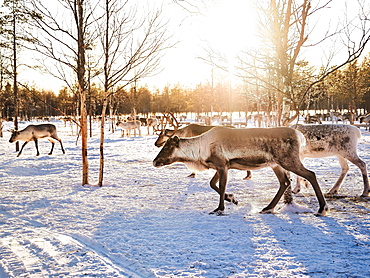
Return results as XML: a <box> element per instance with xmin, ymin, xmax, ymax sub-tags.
<box><xmin>168</xmin><ymin>112</ymin><xmax>180</xmax><ymax>132</ymax></box>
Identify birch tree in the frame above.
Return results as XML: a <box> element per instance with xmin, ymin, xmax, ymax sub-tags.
<box><xmin>204</xmin><ymin>0</ymin><xmax>370</xmax><ymax>125</ymax></box>
<box><xmin>26</xmin><ymin>0</ymin><xmax>100</xmax><ymax>185</ymax></box>
<box><xmin>1</xmin><ymin>0</ymin><xmax>38</xmax><ymax>150</ymax></box>
<box><xmin>95</xmin><ymin>0</ymin><xmax>171</xmax><ymax>186</ymax></box>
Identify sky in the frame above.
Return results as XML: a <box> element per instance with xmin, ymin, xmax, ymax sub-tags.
<box><xmin>6</xmin><ymin>0</ymin><xmax>370</xmax><ymax>93</ymax></box>
<box><xmin>18</xmin><ymin>0</ymin><xmax>257</xmax><ymax>93</ymax></box>
<box><xmin>141</xmin><ymin>0</ymin><xmax>257</xmax><ymax>89</ymax></box>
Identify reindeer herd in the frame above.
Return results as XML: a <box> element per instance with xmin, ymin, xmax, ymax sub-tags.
<box><xmin>4</xmin><ymin>112</ymin><xmax>370</xmax><ymax>217</ymax></box>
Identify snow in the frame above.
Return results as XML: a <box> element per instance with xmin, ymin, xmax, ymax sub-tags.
<box><xmin>1</xmin><ymin>119</ymin><xmax>370</xmax><ymax>277</ymax></box>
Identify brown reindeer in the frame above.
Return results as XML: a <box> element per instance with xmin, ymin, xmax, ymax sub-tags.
<box><xmin>153</xmin><ymin>126</ymin><xmax>328</xmax><ymax>216</ymax></box>
<box><xmin>155</xmin><ymin>123</ymin><xmax>252</xmax><ymax>180</ymax></box>
<box><xmin>9</xmin><ymin>124</ymin><xmax>65</xmax><ymax>157</ymax></box>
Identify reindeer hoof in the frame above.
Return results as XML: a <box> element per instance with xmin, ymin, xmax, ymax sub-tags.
<box><xmin>327</xmin><ymin>189</ymin><xmax>338</xmax><ymax>195</ymax></box>
<box><xmin>225</xmin><ymin>194</ymin><xmax>238</xmax><ymax>205</ymax></box>
<box><xmin>187</xmin><ymin>173</ymin><xmax>196</xmax><ymax>178</ymax></box>
<box><xmin>260</xmin><ymin>208</ymin><xmax>274</xmax><ymax>214</ymax></box>
<box><xmin>360</xmin><ymin>191</ymin><xmax>369</xmax><ymax>197</ymax></box>
<box><xmin>325</xmin><ymin>192</ymin><xmax>336</xmax><ymax>198</ymax></box>
<box><xmin>210</xmin><ymin>208</ymin><xmax>224</xmax><ymax>215</ymax></box>
<box><xmin>315</xmin><ymin>205</ymin><xmax>329</xmax><ymax>217</ymax></box>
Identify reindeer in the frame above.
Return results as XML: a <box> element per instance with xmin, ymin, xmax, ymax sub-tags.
<box><xmin>153</xmin><ymin>126</ymin><xmax>328</xmax><ymax>216</ymax></box>
<box><xmin>155</xmin><ymin>124</ymin><xmax>253</xmax><ymax>180</ymax></box>
<box><xmin>147</xmin><ymin>118</ymin><xmax>159</xmax><ymax>135</ymax></box>
<box><xmin>304</xmin><ymin>114</ymin><xmax>322</xmax><ymax>124</ymax></box>
<box><xmin>358</xmin><ymin>113</ymin><xmax>370</xmax><ymax>130</ymax></box>
<box><xmin>292</xmin><ymin>124</ymin><xmax>369</xmax><ymax>197</ymax></box>
<box><xmin>61</xmin><ymin>116</ymin><xmax>73</xmax><ymax>127</ymax></box>
<box><xmin>9</xmin><ymin>124</ymin><xmax>65</xmax><ymax>157</ymax></box>
<box><xmin>116</xmin><ymin>120</ymin><xmax>141</xmax><ymax>137</ymax></box>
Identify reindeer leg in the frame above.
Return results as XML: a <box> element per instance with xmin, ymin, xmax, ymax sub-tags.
<box><xmin>209</xmin><ymin>171</ymin><xmax>220</xmax><ymax>192</ymax></box>
<box><xmin>52</xmin><ymin>136</ymin><xmax>65</xmax><ymax>154</ymax></box>
<box><xmin>211</xmin><ymin>168</ymin><xmax>228</xmax><ymax>214</ymax></box>
<box><xmin>327</xmin><ymin>156</ymin><xmax>348</xmax><ymax>195</ymax></box>
<box><xmin>34</xmin><ymin>139</ymin><xmax>40</xmax><ymax>156</ymax></box>
<box><xmin>261</xmin><ymin>165</ymin><xmax>290</xmax><ymax>214</ymax></box>
<box><xmin>292</xmin><ymin>176</ymin><xmax>302</xmax><ymax>194</ymax></box>
<box><xmin>346</xmin><ymin>155</ymin><xmax>369</xmax><ymax>197</ymax></box>
<box><xmin>293</xmin><ymin>175</ymin><xmax>309</xmax><ymax>194</ymax></box>
<box><xmin>292</xmin><ymin>157</ymin><xmax>309</xmax><ymax>194</ymax></box>
<box><xmin>243</xmin><ymin>170</ymin><xmax>252</xmax><ymax>180</ymax></box>
<box><xmin>59</xmin><ymin>139</ymin><xmax>65</xmax><ymax>154</ymax></box>
<box><xmin>209</xmin><ymin>171</ymin><xmax>238</xmax><ymax>208</ymax></box>
<box><xmin>48</xmin><ymin>139</ymin><xmax>55</xmax><ymax>155</ymax></box>
<box><xmin>289</xmin><ymin>165</ymin><xmax>328</xmax><ymax>216</ymax></box>
<box><xmin>17</xmin><ymin>141</ymin><xmax>29</xmax><ymax>157</ymax></box>
<box><xmin>283</xmin><ymin>172</ymin><xmax>293</xmax><ymax>204</ymax></box>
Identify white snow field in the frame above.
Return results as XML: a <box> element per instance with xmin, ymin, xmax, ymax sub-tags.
<box><xmin>0</xmin><ymin>119</ymin><xmax>369</xmax><ymax>277</ymax></box>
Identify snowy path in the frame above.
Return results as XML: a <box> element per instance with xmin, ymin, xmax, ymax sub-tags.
<box><xmin>0</xmin><ymin>210</ymin><xmax>150</xmax><ymax>277</ymax></box>
<box><xmin>1</xmin><ymin>120</ymin><xmax>370</xmax><ymax>277</ymax></box>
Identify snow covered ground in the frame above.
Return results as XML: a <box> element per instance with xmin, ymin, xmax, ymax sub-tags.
<box><xmin>0</xmin><ymin>119</ymin><xmax>370</xmax><ymax>277</ymax></box>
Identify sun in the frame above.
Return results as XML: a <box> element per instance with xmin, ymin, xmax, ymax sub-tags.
<box><xmin>144</xmin><ymin>0</ymin><xmax>261</xmax><ymax>89</ymax></box>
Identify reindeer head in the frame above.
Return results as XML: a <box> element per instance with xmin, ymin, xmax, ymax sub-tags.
<box><xmin>153</xmin><ymin>136</ymin><xmax>180</xmax><ymax>167</ymax></box>
<box><xmin>154</xmin><ymin>129</ymin><xmax>177</xmax><ymax>147</ymax></box>
<box><xmin>154</xmin><ymin>112</ymin><xmax>180</xmax><ymax>147</ymax></box>
<box><xmin>9</xmin><ymin>130</ymin><xmax>19</xmax><ymax>143</ymax></box>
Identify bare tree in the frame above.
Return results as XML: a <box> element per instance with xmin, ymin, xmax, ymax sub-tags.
<box><xmin>1</xmin><ymin>0</ymin><xmax>38</xmax><ymax>149</ymax></box>
<box><xmin>204</xmin><ymin>0</ymin><xmax>370</xmax><ymax>125</ymax></box>
<box><xmin>95</xmin><ymin>0</ymin><xmax>172</xmax><ymax>186</ymax></box>
<box><xmin>26</xmin><ymin>0</ymin><xmax>101</xmax><ymax>185</ymax></box>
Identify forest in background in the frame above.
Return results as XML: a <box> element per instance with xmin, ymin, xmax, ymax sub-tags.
<box><xmin>1</xmin><ymin>55</ymin><xmax>370</xmax><ymax>120</ymax></box>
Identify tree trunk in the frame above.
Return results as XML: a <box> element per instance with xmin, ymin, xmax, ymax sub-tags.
<box><xmin>80</xmin><ymin>91</ymin><xmax>89</xmax><ymax>185</ymax></box>
<box><xmin>12</xmin><ymin>4</ymin><xmax>19</xmax><ymax>151</ymax></box>
<box><xmin>98</xmin><ymin>96</ymin><xmax>108</xmax><ymax>187</ymax></box>
<box><xmin>77</xmin><ymin>0</ymin><xmax>88</xmax><ymax>186</ymax></box>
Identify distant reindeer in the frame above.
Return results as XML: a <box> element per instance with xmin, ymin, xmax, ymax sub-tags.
<box><xmin>146</xmin><ymin>118</ymin><xmax>159</xmax><ymax>135</ymax></box>
<box><xmin>359</xmin><ymin>113</ymin><xmax>370</xmax><ymax>130</ymax></box>
<box><xmin>9</xmin><ymin>124</ymin><xmax>65</xmax><ymax>157</ymax></box>
<box><xmin>60</xmin><ymin>116</ymin><xmax>71</xmax><ymax>126</ymax></box>
<box><xmin>116</xmin><ymin>120</ymin><xmax>141</xmax><ymax>137</ymax></box>
<box><xmin>304</xmin><ymin>114</ymin><xmax>322</xmax><ymax>124</ymax></box>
